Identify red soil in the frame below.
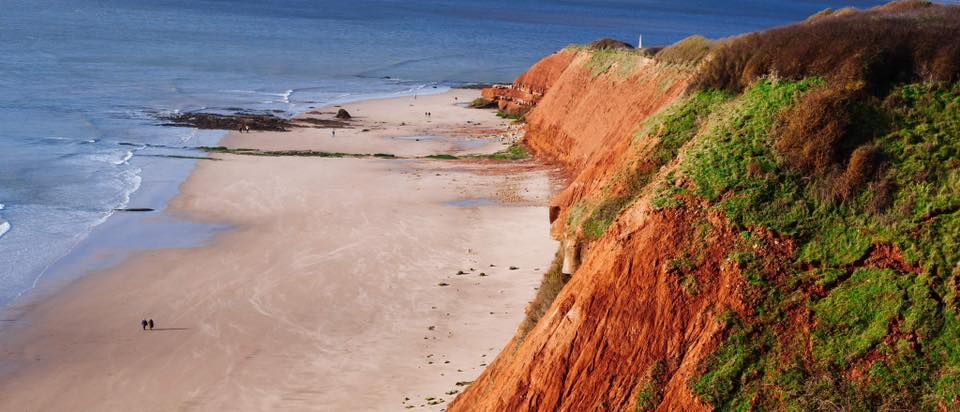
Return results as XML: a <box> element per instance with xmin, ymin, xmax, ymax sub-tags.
<box><xmin>450</xmin><ymin>49</ymin><xmax>739</xmax><ymax>411</ymax></box>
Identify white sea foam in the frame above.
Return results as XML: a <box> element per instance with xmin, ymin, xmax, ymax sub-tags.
<box><xmin>0</xmin><ymin>202</ymin><xmax>6</xmax><ymax>240</ymax></box>
<box><xmin>117</xmin><ymin>150</ymin><xmax>133</xmax><ymax>165</ymax></box>
<box><xmin>224</xmin><ymin>89</ymin><xmax>293</xmax><ymax>103</ymax></box>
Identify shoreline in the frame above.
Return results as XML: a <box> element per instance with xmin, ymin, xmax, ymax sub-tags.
<box><xmin>0</xmin><ymin>89</ymin><xmax>558</xmax><ymax>410</ymax></box>
<box><xmin>0</xmin><ymin>85</ymin><xmax>460</xmax><ymax>313</ymax></box>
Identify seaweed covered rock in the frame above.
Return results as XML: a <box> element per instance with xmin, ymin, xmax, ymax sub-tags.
<box><xmin>159</xmin><ymin>111</ymin><xmax>291</xmax><ymax>131</ymax></box>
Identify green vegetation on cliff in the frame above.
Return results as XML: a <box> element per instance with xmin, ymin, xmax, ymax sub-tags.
<box><xmin>553</xmin><ymin>4</ymin><xmax>960</xmax><ymax>408</ymax></box>
<box><xmin>637</xmin><ymin>76</ymin><xmax>960</xmax><ymax>409</ymax></box>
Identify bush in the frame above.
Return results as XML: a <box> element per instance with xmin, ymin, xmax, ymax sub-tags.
<box><xmin>655</xmin><ymin>35</ymin><xmax>715</xmax><ymax>66</ymax></box>
<box><xmin>519</xmin><ymin>249</ymin><xmax>569</xmax><ymax>339</ymax></box>
<box><xmin>693</xmin><ymin>3</ymin><xmax>960</xmax><ymax>94</ymax></box>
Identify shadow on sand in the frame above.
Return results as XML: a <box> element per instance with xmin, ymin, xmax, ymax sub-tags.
<box><xmin>149</xmin><ymin>328</ymin><xmax>189</xmax><ymax>331</ymax></box>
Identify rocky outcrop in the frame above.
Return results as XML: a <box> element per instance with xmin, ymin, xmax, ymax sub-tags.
<box><xmin>159</xmin><ymin>111</ymin><xmax>291</xmax><ymax>131</ymax></box>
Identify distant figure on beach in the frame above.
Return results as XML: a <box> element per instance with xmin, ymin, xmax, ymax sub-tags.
<box><xmin>238</xmin><ymin>124</ymin><xmax>244</xmax><ymax>133</ymax></box>
<box><xmin>141</xmin><ymin>319</ymin><xmax>148</xmax><ymax>330</ymax></box>
<box><xmin>244</xmin><ymin>124</ymin><xmax>251</xmax><ymax>133</ymax></box>
<box><xmin>148</xmin><ymin>319</ymin><xmax>154</xmax><ymax>330</ymax></box>
<box><xmin>331</xmin><ymin>129</ymin><xmax>336</xmax><ymax>137</ymax></box>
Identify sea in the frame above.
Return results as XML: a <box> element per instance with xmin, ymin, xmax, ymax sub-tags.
<box><xmin>0</xmin><ymin>0</ymin><xmax>885</xmax><ymax>307</ymax></box>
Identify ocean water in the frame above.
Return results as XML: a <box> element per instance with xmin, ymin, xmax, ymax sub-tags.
<box><xmin>0</xmin><ymin>0</ymin><xmax>884</xmax><ymax>307</ymax></box>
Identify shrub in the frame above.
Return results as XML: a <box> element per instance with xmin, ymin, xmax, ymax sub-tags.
<box><xmin>635</xmin><ymin>360</ymin><xmax>667</xmax><ymax>411</ymax></box>
<box><xmin>655</xmin><ymin>35</ymin><xmax>715</xmax><ymax>66</ymax></box>
<box><xmin>693</xmin><ymin>3</ymin><xmax>960</xmax><ymax>94</ymax></box>
<box><xmin>834</xmin><ymin>144</ymin><xmax>883</xmax><ymax>202</ymax></box>
<box><xmin>519</xmin><ymin>249</ymin><xmax>569</xmax><ymax>339</ymax></box>
<box><xmin>774</xmin><ymin>84</ymin><xmax>861</xmax><ymax>176</ymax></box>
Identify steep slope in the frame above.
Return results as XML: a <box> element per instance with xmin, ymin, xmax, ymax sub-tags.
<box><xmin>455</xmin><ymin>48</ymin><xmax>717</xmax><ymax>411</ymax></box>
<box><xmin>481</xmin><ymin>50</ymin><xmax>577</xmax><ymax>115</ymax></box>
<box><xmin>452</xmin><ymin>2</ymin><xmax>960</xmax><ymax>411</ymax></box>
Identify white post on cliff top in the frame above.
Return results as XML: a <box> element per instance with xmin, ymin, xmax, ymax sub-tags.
<box><xmin>638</xmin><ymin>34</ymin><xmax>643</xmax><ymax>49</ymax></box>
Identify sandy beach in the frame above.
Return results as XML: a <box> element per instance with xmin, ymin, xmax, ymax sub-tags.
<box><xmin>0</xmin><ymin>90</ymin><xmax>558</xmax><ymax>410</ymax></box>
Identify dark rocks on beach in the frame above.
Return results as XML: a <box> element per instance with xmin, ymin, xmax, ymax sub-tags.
<box><xmin>509</xmin><ymin>266</ymin><xmax>519</xmax><ymax>270</ymax></box>
<box><xmin>294</xmin><ymin>117</ymin><xmax>351</xmax><ymax>129</ymax></box>
<box><xmin>159</xmin><ymin>111</ymin><xmax>292</xmax><ymax>131</ymax></box>
<box><xmin>335</xmin><ymin>108</ymin><xmax>352</xmax><ymax>119</ymax></box>
<box><xmin>115</xmin><ymin>208</ymin><xmax>155</xmax><ymax>212</ymax></box>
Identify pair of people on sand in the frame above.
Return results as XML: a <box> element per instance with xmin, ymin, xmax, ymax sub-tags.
<box><xmin>141</xmin><ymin>319</ymin><xmax>155</xmax><ymax>330</ymax></box>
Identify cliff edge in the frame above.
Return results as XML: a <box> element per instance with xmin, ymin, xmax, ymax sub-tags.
<box><xmin>453</xmin><ymin>2</ymin><xmax>960</xmax><ymax>410</ymax></box>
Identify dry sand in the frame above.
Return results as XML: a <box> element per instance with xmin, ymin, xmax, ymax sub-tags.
<box><xmin>0</xmin><ymin>90</ymin><xmax>558</xmax><ymax>411</ymax></box>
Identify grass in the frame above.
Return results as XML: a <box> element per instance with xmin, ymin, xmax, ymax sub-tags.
<box><xmin>496</xmin><ymin>110</ymin><xmax>525</xmax><ymax>122</ymax></box>
<box><xmin>812</xmin><ymin>268</ymin><xmax>907</xmax><ymax>366</ymax></box>
<box><xmin>470</xmin><ymin>97</ymin><xmax>496</xmax><ymax>108</ymax></box>
<box><xmin>677</xmin><ymin>78</ymin><xmax>960</xmax><ymax>408</ymax></box>
<box><xmin>638</xmin><ymin>90</ymin><xmax>731</xmax><ymax>166</ymax></box>
<box><xmin>585</xmin><ymin>48</ymin><xmax>642</xmax><ymax>78</ymax></box>
<box><xmin>482</xmin><ymin>143</ymin><xmax>530</xmax><ymax>161</ymax></box>
<box><xmin>582</xmin><ymin>196</ymin><xmax>632</xmax><ymax>240</ymax></box>
<box><xmin>519</xmin><ymin>249</ymin><xmax>570</xmax><ymax>340</ymax></box>
<box><xmin>574</xmin><ymin>90</ymin><xmax>731</xmax><ymax>242</ymax></box>
<box><xmin>654</xmin><ymin>35</ymin><xmax>715</xmax><ymax>67</ymax></box>
<box><xmin>529</xmin><ymin>4</ymin><xmax>960</xmax><ymax>408</ymax></box>
<box><xmin>635</xmin><ymin>360</ymin><xmax>667</xmax><ymax>411</ymax></box>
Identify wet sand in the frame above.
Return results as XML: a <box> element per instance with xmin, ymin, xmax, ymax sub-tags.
<box><xmin>0</xmin><ymin>90</ymin><xmax>558</xmax><ymax>411</ymax></box>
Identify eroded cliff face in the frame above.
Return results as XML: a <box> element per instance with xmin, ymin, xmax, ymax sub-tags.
<box><xmin>458</xmin><ymin>4</ymin><xmax>960</xmax><ymax>408</ymax></box>
<box><xmin>481</xmin><ymin>50</ymin><xmax>576</xmax><ymax>115</ymax></box>
<box><xmin>451</xmin><ymin>50</ymin><xmax>734</xmax><ymax>411</ymax></box>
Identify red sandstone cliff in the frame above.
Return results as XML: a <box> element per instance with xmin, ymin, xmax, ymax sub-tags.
<box><xmin>451</xmin><ymin>49</ymin><xmax>744</xmax><ymax>411</ymax></box>
<box><xmin>480</xmin><ymin>50</ymin><xmax>576</xmax><ymax>115</ymax></box>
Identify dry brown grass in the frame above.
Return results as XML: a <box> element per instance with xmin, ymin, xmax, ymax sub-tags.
<box><xmin>835</xmin><ymin>144</ymin><xmax>883</xmax><ymax>202</ymax></box>
<box><xmin>518</xmin><ymin>248</ymin><xmax>569</xmax><ymax>338</ymax></box>
<box><xmin>775</xmin><ymin>84</ymin><xmax>862</xmax><ymax>176</ymax></box>
<box><xmin>655</xmin><ymin>35</ymin><xmax>715</xmax><ymax>66</ymax></box>
<box><xmin>693</xmin><ymin>1</ymin><xmax>958</xmax><ymax>197</ymax></box>
<box><xmin>694</xmin><ymin>3</ymin><xmax>960</xmax><ymax>94</ymax></box>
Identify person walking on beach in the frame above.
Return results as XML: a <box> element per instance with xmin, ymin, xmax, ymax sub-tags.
<box><xmin>148</xmin><ymin>319</ymin><xmax>154</xmax><ymax>330</ymax></box>
<box><xmin>141</xmin><ymin>319</ymin><xmax>148</xmax><ymax>330</ymax></box>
